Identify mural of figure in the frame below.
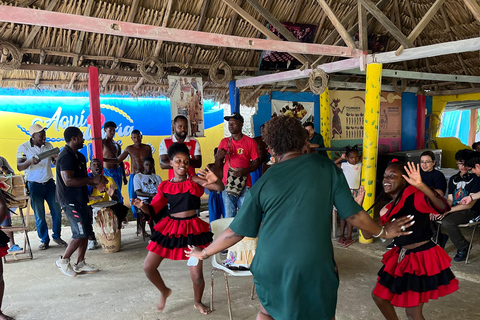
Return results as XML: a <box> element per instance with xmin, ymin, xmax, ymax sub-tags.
<box><xmin>380</xmin><ymin>109</ymin><xmax>388</xmax><ymax>130</ymax></box>
<box><xmin>331</xmin><ymin>99</ymin><xmax>345</xmax><ymax>139</ymax></box>
<box><xmin>176</xmin><ymin>91</ymin><xmax>188</xmax><ymax>117</ymax></box>
<box><xmin>188</xmin><ymin>88</ymin><xmax>198</xmax><ymax>137</ymax></box>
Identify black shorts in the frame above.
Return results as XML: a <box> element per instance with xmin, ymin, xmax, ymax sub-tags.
<box><xmin>62</xmin><ymin>203</ymin><xmax>93</xmax><ymax>239</ymax></box>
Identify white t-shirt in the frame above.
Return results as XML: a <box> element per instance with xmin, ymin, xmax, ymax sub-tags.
<box><xmin>341</xmin><ymin>162</ymin><xmax>362</xmax><ymax>189</ymax></box>
<box><xmin>17</xmin><ymin>140</ymin><xmax>55</xmax><ymax>183</ymax></box>
<box><xmin>158</xmin><ymin>135</ymin><xmax>201</xmax><ymax>156</ymax></box>
<box><xmin>133</xmin><ymin>173</ymin><xmax>162</xmax><ymax>201</ymax></box>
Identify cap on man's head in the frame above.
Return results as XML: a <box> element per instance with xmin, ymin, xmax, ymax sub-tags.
<box><xmin>103</xmin><ymin>121</ymin><xmax>117</xmax><ymax>130</ymax></box>
<box><xmin>29</xmin><ymin>123</ymin><xmax>46</xmax><ymax>136</ymax></box>
<box><xmin>224</xmin><ymin>112</ymin><xmax>244</xmax><ymax>123</ymax></box>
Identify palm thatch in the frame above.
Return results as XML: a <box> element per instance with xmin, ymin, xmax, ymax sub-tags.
<box><xmin>0</xmin><ymin>0</ymin><xmax>478</xmax><ymax>105</ymax></box>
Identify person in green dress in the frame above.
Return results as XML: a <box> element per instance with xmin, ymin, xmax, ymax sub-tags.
<box><xmin>186</xmin><ymin>116</ymin><xmax>413</xmax><ymax>320</ymax></box>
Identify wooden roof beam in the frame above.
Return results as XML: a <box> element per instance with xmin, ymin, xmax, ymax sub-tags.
<box><xmin>21</xmin><ymin>0</ymin><xmax>59</xmax><ymax>48</ymax></box>
<box><xmin>220</xmin><ymin>0</ymin><xmax>311</xmax><ymax>65</ymax></box>
<box><xmin>358</xmin><ymin>0</ymin><xmax>414</xmax><ymax>49</ymax></box>
<box><xmin>395</xmin><ymin>0</ymin><xmax>446</xmax><ymax>56</ymax></box>
<box><xmin>292</xmin><ymin>0</ymin><xmax>304</xmax><ymax>23</ymax></box>
<box><xmin>0</xmin><ymin>6</ymin><xmax>358</xmax><ymax>58</ymax></box>
<box><xmin>68</xmin><ymin>0</ymin><xmax>95</xmax><ymax>89</ymax></box>
<box><xmin>357</xmin><ymin>1</ymin><xmax>368</xmax><ymax>52</ymax></box>
<box><xmin>101</xmin><ymin>0</ymin><xmax>140</xmax><ymax>89</ymax></box>
<box><xmin>463</xmin><ymin>0</ymin><xmax>480</xmax><ymax>23</ymax></box>
<box><xmin>217</xmin><ymin>0</ymin><xmax>246</xmax><ymax>62</ymax></box>
<box><xmin>339</xmin><ymin>69</ymin><xmax>480</xmax><ymax>84</ymax></box>
<box><xmin>133</xmin><ymin>0</ymin><xmax>173</xmax><ymax>91</ymax></box>
<box><xmin>179</xmin><ymin>0</ymin><xmax>211</xmax><ymax>76</ymax></box>
<box><xmin>315</xmin><ymin>0</ymin><xmax>357</xmax><ymax>49</ymax></box>
<box><xmin>33</xmin><ymin>49</ymin><xmax>46</xmax><ymax>87</ymax></box>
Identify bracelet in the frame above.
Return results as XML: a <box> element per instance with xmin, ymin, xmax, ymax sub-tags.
<box><xmin>373</xmin><ymin>226</ymin><xmax>385</xmax><ymax>238</ymax></box>
<box><xmin>203</xmin><ymin>249</ymin><xmax>210</xmax><ymax>259</ymax></box>
<box><xmin>470</xmin><ymin>194</ymin><xmax>474</xmax><ymax>201</ymax></box>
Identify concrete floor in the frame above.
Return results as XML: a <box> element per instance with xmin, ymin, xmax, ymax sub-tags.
<box><xmin>2</xmin><ymin>225</ymin><xmax>480</xmax><ymax>320</ymax></box>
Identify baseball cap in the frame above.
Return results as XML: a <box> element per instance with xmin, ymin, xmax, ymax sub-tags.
<box><xmin>28</xmin><ymin>123</ymin><xmax>46</xmax><ymax>135</ymax></box>
<box><xmin>224</xmin><ymin>112</ymin><xmax>244</xmax><ymax>123</ymax></box>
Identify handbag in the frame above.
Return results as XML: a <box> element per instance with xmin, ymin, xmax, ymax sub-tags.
<box><xmin>225</xmin><ymin>137</ymin><xmax>247</xmax><ymax>197</ymax></box>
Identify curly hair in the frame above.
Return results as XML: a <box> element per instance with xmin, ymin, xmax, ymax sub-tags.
<box><xmin>167</xmin><ymin>142</ymin><xmax>190</xmax><ymax>160</ymax></box>
<box><xmin>262</xmin><ymin>116</ymin><xmax>307</xmax><ymax>156</ymax></box>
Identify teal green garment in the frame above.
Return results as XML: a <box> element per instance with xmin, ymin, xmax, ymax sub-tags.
<box><xmin>310</xmin><ymin>132</ymin><xmax>328</xmax><ymax>157</ymax></box>
<box><xmin>229</xmin><ymin>153</ymin><xmax>362</xmax><ymax>320</ymax></box>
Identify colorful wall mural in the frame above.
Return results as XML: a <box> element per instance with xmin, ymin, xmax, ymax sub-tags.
<box><xmin>0</xmin><ymin>88</ymin><xmax>225</xmax><ymax>202</ymax></box>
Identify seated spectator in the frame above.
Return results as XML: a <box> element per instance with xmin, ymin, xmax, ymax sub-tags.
<box><xmin>133</xmin><ymin>157</ymin><xmax>161</xmax><ymax>205</ymax></box>
<box><xmin>206</xmin><ymin>148</ymin><xmax>225</xmax><ymax>223</ymax></box>
<box><xmin>420</xmin><ymin>150</ymin><xmax>448</xmax><ymax>247</ymax></box>
<box><xmin>87</xmin><ymin>159</ymin><xmax>128</xmax><ymax>250</ymax></box>
<box><xmin>0</xmin><ymin>156</ymin><xmax>14</xmax><ymax>176</ymax></box>
<box><xmin>1</xmin><ymin>206</ymin><xmax>23</xmax><ymax>253</ymax></box>
<box><xmin>436</xmin><ymin>149</ymin><xmax>480</xmax><ymax>262</ymax></box>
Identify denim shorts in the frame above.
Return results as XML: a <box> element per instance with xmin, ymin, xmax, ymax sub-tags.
<box><xmin>62</xmin><ymin>203</ymin><xmax>93</xmax><ymax>239</ymax></box>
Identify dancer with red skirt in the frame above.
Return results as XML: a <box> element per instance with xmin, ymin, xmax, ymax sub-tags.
<box><xmin>0</xmin><ymin>188</ymin><xmax>14</xmax><ymax>320</ymax></box>
<box><xmin>132</xmin><ymin>143</ymin><xmax>224</xmax><ymax>315</ymax></box>
<box><xmin>372</xmin><ymin>161</ymin><xmax>458</xmax><ymax>319</ymax></box>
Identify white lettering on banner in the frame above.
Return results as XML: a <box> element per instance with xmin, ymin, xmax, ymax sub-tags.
<box><xmin>30</xmin><ymin>107</ymin><xmax>134</xmax><ymax>140</ymax></box>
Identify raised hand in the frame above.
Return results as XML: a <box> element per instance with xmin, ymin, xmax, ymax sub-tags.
<box><xmin>403</xmin><ymin>162</ymin><xmax>423</xmax><ymax>188</ymax></box>
<box><xmin>355</xmin><ymin>185</ymin><xmax>365</xmax><ymax>206</ymax></box>
<box><xmin>198</xmin><ymin>167</ymin><xmax>219</xmax><ymax>187</ymax></box>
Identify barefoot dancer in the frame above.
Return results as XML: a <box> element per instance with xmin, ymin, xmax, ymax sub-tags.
<box><xmin>0</xmin><ymin>188</ymin><xmax>16</xmax><ymax>320</ymax></box>
<box><xmin>132</xmin><ymin>143</ymin><xmax>224</xmax><ymax>314</ymax></box>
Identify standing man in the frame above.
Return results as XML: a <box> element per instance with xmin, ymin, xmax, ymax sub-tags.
<box><xmin>215</xmin><ymin>113</ymin><xmax>260</xmax><ymax>218</ymax></box>
<box><xmin>16</xmin><ymin>124</ymin><xmax>66</xmax><ymax>250</ymax></box>
<box><xmin>103</xmin><ymin>121</ymin><xmax>126</xmax><ymax>204</ymax></box>
<box><xmin>159</xmin><ymin>115</ymin><xmax>202</xmax><ymax>179</ymax></box>
<box><xmin>55</xmin><ymin>127</ymin><xmax>107</xmax><ymax>277</ymax></box>
<box><xmin>303</xmin><ymin>121</ymin><xmax>328</xmax><ymax>157</ymax></box>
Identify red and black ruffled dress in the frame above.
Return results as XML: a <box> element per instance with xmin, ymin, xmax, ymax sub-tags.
<box><xmin>0</xmin><ymin>229</ymin><xmax>9</xmax><ymax>258</ymax></box>
<box><xmin>373</xmin><ymin>185</ymin><xmax>458</xmax><ymax>308</ymax></box>
<box><xmin>144</xmin><ymin>178</ymin><xmax>212</xmax><ymax>260</ymax></box>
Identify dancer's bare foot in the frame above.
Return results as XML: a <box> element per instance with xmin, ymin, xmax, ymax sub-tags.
<box><xmin>194</xmin><ymin>302</ymin><xmax>211</xmax><ymax>315</ymax></box>
<box><xmin>157</xmin><ymin>288</ymin><xmax>172</xmax><ymax>312</ymax></box>
<box><xmin>0</xmin><ymin>312</ymin><xmax>15</xmax><ymax>320</ymax></box>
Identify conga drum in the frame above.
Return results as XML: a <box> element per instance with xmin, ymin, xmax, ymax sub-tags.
<box><xmin>92</xmin><ymin>201</ymin><xmax>121</xmax><ymax>253</ymax></box>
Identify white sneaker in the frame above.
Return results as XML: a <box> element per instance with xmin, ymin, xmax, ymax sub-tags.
<box><xmin>73</xmin><ymin>260</ymin><xmax>99</xmax><ymax>274</ymax></box>
<box><xmin>55</xmin><ymin>257</ymin><xmax>77</xmax><ymax>277</ymax></box>
<box><xmin>87</xmin><ymin>240</ymin><xmax>97</xmax><ymax>250</ymax></box>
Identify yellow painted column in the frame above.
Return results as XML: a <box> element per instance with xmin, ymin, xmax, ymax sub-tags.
<box><xmin>320</xmin><ymin>88</ymin><xmax>331</xmax><ymax>159</ymax></box>
<box><xmin>360</xmin><ymin>63</ymin><xmax>382</xmax><ymax>244</ymax></box>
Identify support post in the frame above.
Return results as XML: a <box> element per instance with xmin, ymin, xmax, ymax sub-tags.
<box><xmin>360</xmin><ymin>63</ymin><xmax>382</xmax><ymax>244</ymax></box>
<box><xmin>229</xmin><ymin>80</ymin><xmax>240</xmax><ymax>114</ymax></box>
<box><xmin>469</xmin><ymin>108</ymin><xmax>478</xmax><ymax>147</ymax></box>
<box><xmin>88</xmin><ymin>66</ymin><xmax>103</xmax><ymax>162</ymax></box>
<box><xmin>320</xmin><ymin>88</ymin><xmax>331</xmax><ymax>159</ymax></box>
<box><xmin>416</xmin><ymin>94</ymin><xmax>426</xmax><ymax>150</ymax></box>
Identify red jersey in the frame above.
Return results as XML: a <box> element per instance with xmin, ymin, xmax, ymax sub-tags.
<box><xmin>160</xmin><ymin>137</ymin><xmax>201</xmax><ymax>179</ymax></box>
<box><xmin>218</xmin><ymin>135</ymin><xmax>260</xmax><ymax>187</ymax></box>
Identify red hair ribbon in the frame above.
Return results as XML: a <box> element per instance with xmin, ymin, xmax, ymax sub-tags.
<box><xmin>391</xmin><ymin>158</ymin><xmax>399</xmax><ymax>163</ymax></box>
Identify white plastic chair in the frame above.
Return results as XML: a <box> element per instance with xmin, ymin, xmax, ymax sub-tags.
<box><xmin>210</xmin><ymin>218</ymin><xmax>255</xmax><ymax>320</ymax></box>
<box><xmin>436</xmin><ymin>220</ymin><xmax>480</xmax><ymax>264</ymax></box>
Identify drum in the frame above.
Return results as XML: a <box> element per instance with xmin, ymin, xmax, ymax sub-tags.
<box><xmin>92</xmin><ymin>201</ymin><xmax>121</xmax><ymax>253</ymax></box>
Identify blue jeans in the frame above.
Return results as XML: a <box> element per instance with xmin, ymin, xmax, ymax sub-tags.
<box><xmin>28</xmin><ymin>179</ymin><xmax>62</xmax><ymax>244</ymax></box>
<box><xmin>128</xmin><ymin>173</ymin><xmax>138</xmax><ymax>218</ymax></box>
<box><xmin>222</xmin><ymin>187</ymin><xmax>250</xmax><ymax>218</ymax></box>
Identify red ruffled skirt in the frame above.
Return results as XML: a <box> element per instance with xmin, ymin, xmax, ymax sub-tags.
<box><xmin>146</xmin><ymin>214</ymin><xmax>212</xmax><ymax>260</ymax></box>
<box><xmin>0</xmin><ymin>229</ymin><xmax>9</xmax><ymax>258</ymax></box>
<box><xmin>373</xmin><ymin>241</ymin><xmax>458</xmax><ymax>307</ymax></box>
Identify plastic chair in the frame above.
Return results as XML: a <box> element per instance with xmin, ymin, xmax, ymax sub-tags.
<box><xmin>436</xmin><ymin>220</ymin><xmax>480</xmax><ymax>264</ymax></box>
<box><xmin>210</xmin><ymin>218</ymin><xmax>255</xmax><ymax>320</ymax></box>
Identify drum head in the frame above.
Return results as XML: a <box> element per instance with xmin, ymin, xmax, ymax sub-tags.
<box><xmin>91</xmin><ymin>201</ymin><xmax>117</xmax><ymax>208</ymax></box>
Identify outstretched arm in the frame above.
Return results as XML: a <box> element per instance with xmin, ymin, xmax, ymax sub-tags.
<box><xmin>192</xmin><ymin>167</ymin><xmax>224</xmax><ymax>191</ymax></box>
<box><xmin>185</xmin><ymin>227</ymin><xmax>243</xmax><ymax>260</ymax></box>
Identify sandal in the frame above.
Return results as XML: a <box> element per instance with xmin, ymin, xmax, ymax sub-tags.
<box><xmin>337</xmin><ymin>237</ymin><xmax>345</xmax><ymax>245</ymax></box>
<box><xmin>38</xmin><ymin>243</ymin><xmax>49</xmax><ymax>250</ymax></box>
<box><xmin>343</xmin><ymin>239</ymin><xmax>355</xmax><ymax>247</ymax></box>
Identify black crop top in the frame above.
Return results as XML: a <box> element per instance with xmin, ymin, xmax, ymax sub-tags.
<box><xmin>149</xmin><ymin>178</ymin><xmax>204</xmax><ymax>215</ymax></box>
<box><xmin>381</xmin><ymin>186</ymin><xmax>450</xmax><ymax>247</ymax></box>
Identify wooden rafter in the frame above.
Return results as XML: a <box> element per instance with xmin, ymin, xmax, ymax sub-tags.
<box><xmin>21</xmin><ymin>0</ymin><xmax>59</xmax><ymax>48</ymax></box>
<box><xmin>101</xmin><ymin>0</ymin><xmax>140</xmax><ymax>89</ymax></box>
<box><xmin>68</xmin><ymin>0</ymin><xmax>94</xmax><ymax>89</ymax></box>
<box><xmin>358</xmin><ymin>0</ymin><xmax>414</xmax><ymax>49</ymax></box>
<box><xmin>292</xmin><ymin>0</ymin><xmax>304</xmax><ymax>23</ymax></box>
<box><xmin>220</xmin><ymin>0</ymin><xmax>310</xmax><ymax>65</ymax></box>
<box><xmin>133</xmin><ymin>0</ymin><xmax>173</xmax><ymax>91</ymax></box>
<box><xmin>439</xmin><ymin>5</ymin><xmax>476</xmax><ymax>88</ymax></box>
<box><xmin>339</xmin><ymin>69</ymin><xmax>480</xmax><ymax>84</ymax></box>
<box><xmin>315</xmin><ymin>0</ymin><xmax>357</xmax><ymax>49</ymax></box>
<box><xmin>463</xmin><ymin>0</ymin><xmax>480</xmax><ymax>23</ymax></box>
<box><xmin>357</xmin><ymin>1</ymin><xmax>367</xmax><ymax>52</ymax></box>
<box><xmin>217</xmin><ymin>0</ymin><xmax>246</xmax><ymax>62</ymax></box>
<box><xmin>395</xmin><ymin>0</ymin><xmax>446</xmax><ymax>56</ymax></box>
<box><xmin>33</xmin><ymin>50</ymin><xmax>46</xmax><ymax>87</ymax></box>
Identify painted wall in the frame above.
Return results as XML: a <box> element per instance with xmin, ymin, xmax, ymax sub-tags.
<box><xmin>0</xmin><ymin>88</ymin><xmax>225</xmax><ymax>202</ymax></box>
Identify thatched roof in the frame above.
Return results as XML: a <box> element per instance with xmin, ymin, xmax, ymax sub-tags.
<box><xmin>0</xmin><ymin>0</ymin><xmax>478</xmax><ymax>104</ymax></box>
